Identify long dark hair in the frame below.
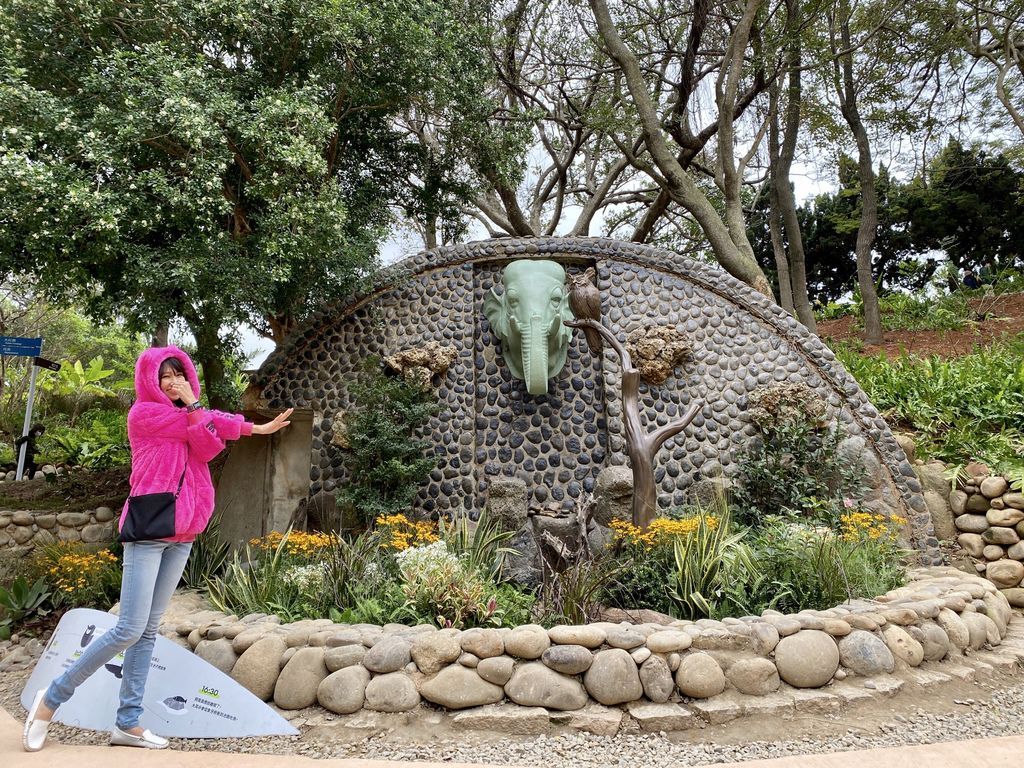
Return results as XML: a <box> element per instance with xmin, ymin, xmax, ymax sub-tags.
<box><xmin>160</xmin><ymin>357</ymin><xmax>187</xmax><ymax>407</ymax></box>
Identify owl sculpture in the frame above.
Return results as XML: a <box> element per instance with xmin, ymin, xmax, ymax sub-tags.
<box><xmin>566</xmin><ymin>267</ymin><xmax>603</xmax><ymax>354</ymax></box>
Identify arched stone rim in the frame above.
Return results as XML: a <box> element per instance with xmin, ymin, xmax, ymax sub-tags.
<box><xmin>254</xmin><ymin>236</ymin><xmax>937</xmax><ymax>563</ymax></box>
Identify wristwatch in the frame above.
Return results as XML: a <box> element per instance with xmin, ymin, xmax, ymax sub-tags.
<box><xmin>186</xmin><ymin>402</ymin><xmax>203</xmax><ymax>413</ymax></box>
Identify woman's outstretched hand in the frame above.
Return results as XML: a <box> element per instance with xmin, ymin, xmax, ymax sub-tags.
<box><xmin>252</xmin><ymin>408</ymin><xmax>294</xmax><ymax>436</ymax></box>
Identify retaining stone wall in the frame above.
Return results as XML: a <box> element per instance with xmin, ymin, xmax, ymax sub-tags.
<box><xmin>0</xmin><ymin>506</ymin><xmax>117</xmax><ymax>549</ymax></box>
<box><xmin>253</xmin><ymin>237</ymin><xmax>936</xmax><ymax>563</ymax></box>
<box><xmin>163</xmin><ymin>566</ymin><xmax>1015</xmax><ymax>730</ymax></box>
<box><xmin>951</xmin><ymin>465</ymin><xmax>1024</xmax><ymax>594</ymax></box>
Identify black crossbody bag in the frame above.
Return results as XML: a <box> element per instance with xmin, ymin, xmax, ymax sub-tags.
<box><xmin>119</xmin><ymin>450</ymin><xmax>187</xmax><ymax>543</ymax></box>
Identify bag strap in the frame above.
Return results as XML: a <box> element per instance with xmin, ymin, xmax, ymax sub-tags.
<box><xmin>173</xmin><ymin>445</ymin><xmax>189</xmax><ymax>499</ymax></box>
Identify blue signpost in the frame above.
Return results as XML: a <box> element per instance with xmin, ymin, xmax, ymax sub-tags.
<box><xmin>0</xmin><ymin>338</ymin><xmax>60</xmax><ymax>480</ymax></box>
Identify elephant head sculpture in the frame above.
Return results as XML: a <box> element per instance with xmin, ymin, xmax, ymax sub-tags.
<box><xmin>484</xmin><ymin>260</ymin><xmax>574</xmax><ymax>395</ymax></box>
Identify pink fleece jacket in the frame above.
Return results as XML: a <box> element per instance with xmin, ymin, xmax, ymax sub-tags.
<box><xmin>118</xmin><ymin>345</ymin><xmax>253</xmax><ymax>542</ymax></box>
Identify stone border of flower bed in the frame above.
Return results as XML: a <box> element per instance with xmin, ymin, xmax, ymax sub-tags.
<box><xmin>160</xmin><ymin>565</ymin><xmax>1020</xmax><ymax>732</ymax></box>
<box><xmin>0</xmin><ymin>507</ymin><xmax>116</xmax><ymax>548</ymax></box>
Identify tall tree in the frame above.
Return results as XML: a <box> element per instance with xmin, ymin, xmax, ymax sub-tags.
<box><xmin>0</xmin><ymin>0</ymin><xmax>490</xmax><ymax>406</ymax></box>
<box><xmin>584</xmin><ymin>0</ymin><xmax>778</xmax><ymax>296</ymax></box>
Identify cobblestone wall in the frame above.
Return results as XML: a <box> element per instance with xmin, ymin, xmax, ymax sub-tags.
<box><xmin>0</xmin><ymin>506</ymin><xmax>117</xmax><ymax>548</ymax></box>
<box><xmin>253</xmin><ymin>237</ymin><xmax>937</xmax><ymax>563</ymax></box>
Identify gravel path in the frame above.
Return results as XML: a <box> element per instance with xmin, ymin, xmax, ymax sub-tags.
<box><xmin>4</xmin><ymin>662</ymin><xmax>1024</xmax><ymax>767</ymax></box>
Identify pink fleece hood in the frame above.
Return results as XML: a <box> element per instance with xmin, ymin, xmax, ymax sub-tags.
<box><xmin>120</xmin><ymin>346</ymin><xmax>251</xmax><ymax>542</ymax></box>
<box><xmin>134</xmin><ymin>345</ymin><xmax>203</xmax><ymax>407</ymax></box>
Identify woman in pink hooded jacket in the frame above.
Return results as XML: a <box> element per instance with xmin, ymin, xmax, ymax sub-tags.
<box><xmin>23</xmin><ymin>345</ymin><xmax>292</xmax><ymax>752</ymax></box>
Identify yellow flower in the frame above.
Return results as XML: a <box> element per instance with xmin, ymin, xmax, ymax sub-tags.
<box><xmin>375</xmin><ymin>513</ymin><xmax>439</xmax><ymax>550</ymax></box>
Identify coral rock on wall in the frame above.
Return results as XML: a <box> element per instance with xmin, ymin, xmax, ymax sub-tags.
<box><xmin>625</xmin><ymin>324</ymin><xmax>692</xmax><ymax>384</ymax></box>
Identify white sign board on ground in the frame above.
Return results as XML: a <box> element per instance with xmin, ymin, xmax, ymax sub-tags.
<box><xmin>20</xmin><ymin>608</ymin><xmax>298</xmax><ymax>738</ymax></box>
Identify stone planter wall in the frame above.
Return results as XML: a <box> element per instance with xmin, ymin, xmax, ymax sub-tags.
<box><xmin>164</xmin><ymin>567</ymin><xmax>1016</xmax><ymax>730</ymax></box>
<box><xmin>951</xmin><ymin>463</ymin><xmax>1024</xmax><ymax>596</ymax></box>
<box><xmin>0</xmin><ymin>506</ymin><xmax>117</xmax><ymax>549</ymax></box>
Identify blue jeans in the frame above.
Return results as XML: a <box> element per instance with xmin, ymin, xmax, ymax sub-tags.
<box><xmin>43</xmin><ymin>540</ymin><xmax>192</xmax><ymax>730</ymax></box>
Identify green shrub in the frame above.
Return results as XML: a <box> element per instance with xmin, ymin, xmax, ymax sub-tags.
<box><xmin>732</xmin><ymin>415</ymin><xmax>863</xmax><ymax>529</ymax></box>
<box><xmin>668</xmin><ymin>499</ymin><xmax>754</xmax><ymax>620</ymax></box>
<box><xmin>0</xmin><ymin>576</ymin><xmax>51</xmax><ymax>639</ymax></box>
<box><xmin>179</xmin><ymin>514</ymin><xmax>231</xmax><ymax>591</ymax></box>
<box><xmin>744</xmin><ymin>518</ymin><xmax>907</xmax><ymax>614</ymax></box>
<box><xmin>876</xmin><ymin>292</ymin><xmax>970</xmax><ymax>332</ymax></box>
<box><xmin>838</xmin><ymin>337</ymin><xmax>1024</xmax><ymax>470</ymax></box>
<box><xmin>537</xmin><ymin>547</ymin><xmax>626</xmax><ymax>626</ymax></box>
<box><xmin>39</xmin><ymin>409</ymin><xmax>129</xmax><ymax>468</ymax></box>
<box><xmin>337</xmin><ymin>360</ymin><xmax>438</xmax><ymax>525</ymax></box>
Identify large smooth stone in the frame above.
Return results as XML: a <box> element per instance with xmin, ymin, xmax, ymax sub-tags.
<box><xmin>725</xmin><ymin>657</ymin><xmax>780</xmax><ymax>696</ymax></box>
<box><xmin>505</xmin><ymin>662</ymin><xmax>588</xmax><ymax>711</ymax></box>
<box><xmin>231</xmin><ymin>635</ymin><xmax>287</xmax><ymax>701</ymax></box>
<box><xmin>674</xmin><ymin>652</ymin><xmax>726</xmax><ymax>699</ymax></box>
<box><xmin>541</xmin><ymin>644</ymin><xmax>594</xmax><ymax>675</ymax></box>
<box><xmin>639</xmin><ymin>654</ymin><xmax>675</xmax><ymax>703</ymax></box>
<box><xmin>774</xmin><ymin>631</ymin><xmax>839</xmax><ymax>688</ymax></box>
<box><xmin>881</xmin><ymin>625</ymin><xmax>924</xmax><ymax>667</ymax></box>
<box><xmin>583</xmin><ymin>649</ymin><xmax>643</xmax><ymax>706</ymax></box>
<box><xmin>420</xmin><ymin>664</ymin><xmax>505</xmax><ymax>709</ymax></box>
<box><xmin>987</xmin><ymin>559</ymin><xmax>1024</xmax><ymax>588</ymax></box>
<box><xmin>195</xmin><ymin>638</ymin><xmax>238</xmax><ymax>676</ymax></box>
<box><xmin>504</xmin><ymin>625</ymin><xmax>551</xmax><ymax>660</ymax></box>
<box><xmin>410</xmin><ymin>632</ymin><xmax>461</xmax><ymax>674</ymax></box>
<box><xmin>838</xmin><ymin>630</ymin><xmax>895</xmax><ymax>676</ymax></box>
<box><xmin>317</xmin><ymin>666</ymin><xmax>370</xmax><ymax>714</ymax></box>
<box><xmin>274</xmin><ymin>647</ymin><xmax>328</xmax><ymax>710</ymax></box>
<box><xmin>362</xmin><ymin>636</ymin><xmax>412</xmax><ymax>674</ymax></box>
<box><xmin>364</xmin><ymin>672</ymin><xmax>421</xmax><ymax>712</ymax></box>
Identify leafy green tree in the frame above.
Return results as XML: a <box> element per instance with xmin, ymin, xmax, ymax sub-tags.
<box><xmin>902</xmin><ymin>140</ymin><xmax>1024</xmax><ymax>272</ymax></box>
<box><xmin>0</xmin><ymin>0</ymin><xmax>492</xmax><ymax>407</ymax></box>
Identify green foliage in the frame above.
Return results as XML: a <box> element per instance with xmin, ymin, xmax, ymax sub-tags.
<box><xmin>28</xmin><ymin>542</ymin><xmax>121</xmax><ymax>610</ymax></box>
<box><xmin>0</xmin><ymin>576</ymin><xmax>50</xmax><ymax>639</ymax></box>
<box><xmin>206</xmin><ymin>536</ymin><xmax>301</xmax><ymax>618</ymax></box>
<box><xmin>0</xmin><ymin>0</ymin><xmax>500</xmax><ymax>401</ymax></box>
<box><xmin>873</xmin><ymin>292</ymin><xmax>971</xmax><ymax>332</ymax></box>
<box><xmin>739</xmin><ymin>520</ymin><xmax>907</xmax><ymax>615</ymax></box>
<box><xmin>838</xmin><ymin>337</ymin><xmax>1024</xmax><ymax>469</ymax></box>
<box><xmin>39</xmin><ymin>409</ymin><xmax>129</xmax><ymax>468</ymax></box>
<box><xmin>732</xmin><ymin>415</ymin><xmax>862</xmax><ymax>529</ymax></box>
<box><xmin>338</xmin><ymin>362</ymin><xmax>439</xmax><ymax>524</ymax></box>
<box><xmin>391</xmin><ymin>541</ymin><xmax>501</xmax><ymax>628</ymax></box>
<box><xmin>668</xmin><ymin>500</ymin><xmax>752</xmax><ymax>620</ymax></box>
<box><xmin>438</xmin><ymin>511</ymin><xmax>518</xmax><ymax>583</ymax></box>
<box><xmin>537</xmin><ymin>548</ymin><xmax>626</xmax><ymax>626</ymax></box>
<box><xmin>179</xmin><ymin>514</ymin><xmax>230</xmax><ymax>591</ymax></box>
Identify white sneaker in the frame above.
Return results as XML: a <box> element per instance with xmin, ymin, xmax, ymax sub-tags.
<box><xmin>109</xmin><ymin>726</ymin><xmax>169</xmax><ymax>749</ymax></box>
<box><xmin>22</xmin><ymin>689</ymin><xmax>52</xmax><ymax>752</ymax></box>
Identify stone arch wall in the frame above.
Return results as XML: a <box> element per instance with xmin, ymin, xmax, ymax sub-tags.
<box><xmin>252</xmin><ymin>237</ymin><xmax>938</xmax><ymax>563</ymax></box>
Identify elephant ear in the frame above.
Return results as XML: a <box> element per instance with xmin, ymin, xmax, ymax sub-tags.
<box><xmin>557</xmin><ymin>287</ymin><xmax>575</xmax><ymax>344</ymax></box>
<box><xmin>483</xmin><ymin>286</ymin><xmax>510</xmax><ymax>340</ymax></box>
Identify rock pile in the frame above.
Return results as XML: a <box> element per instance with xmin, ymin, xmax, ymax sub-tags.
<box><xmin>0</xmin><ymin>506</ymin><xmax>116</xmax><ymax>548</ymax></box>
<box><xmin>162</xmin><ymin>566</ymin><xmax>1012</xmax><ymax>730</ymax></box>
<box><xmin>952</xmin><ymin>463</ymin><xmax>1024</xmax><ymax>602</ymax></box>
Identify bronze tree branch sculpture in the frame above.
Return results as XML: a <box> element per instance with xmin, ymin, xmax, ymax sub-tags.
<box><xmin>566</xmin><ymin>318</ymin><xmax>702</xmax><ymax>529</ymax></box>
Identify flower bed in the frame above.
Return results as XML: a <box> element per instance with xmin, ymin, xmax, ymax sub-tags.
<box><xmin>167</xmin><ymin>566</ymin><xmax>1015</xmax><ymax>728</ymax></box>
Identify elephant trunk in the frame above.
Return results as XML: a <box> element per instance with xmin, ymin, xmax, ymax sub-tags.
<box><xmin>523</xmin><ymin>316</ymin><xmax>549</xmax><ymax>395</ymax></box>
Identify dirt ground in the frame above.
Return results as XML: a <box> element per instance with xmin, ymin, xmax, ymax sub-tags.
<box><xmin>818</xmin><ymin>293</ymin><xmax>1024</xmax><ymax>358</ymax></box>
<box><xmin>0</xmin><ymin>466</ymin><xmax>129</xmax><ymax>513</ymax></box>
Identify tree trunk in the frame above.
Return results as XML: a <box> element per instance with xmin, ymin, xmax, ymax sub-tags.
<box><xmin>187</xmin><ymin>315</ymin><xmax>233</xmax><ymax>411</ymax></box>
<box><xmin>767</xmin><ymin>87</ymin><xmax>795</xmax><ymax>314</ymax></box>
<box><xmin>588</xmin><ymin>0</ymin><xmax>773</xmax><ymax>298</ymax></box>
<box><xmin>769</xmin><ymin>13</ymin><xmax>816</xmax><ymax>331</ymax></box>
<box><xmin>835</xmin><ymin>3</ymin><xmax>883</xmax><ymax>345</ymax></box>
<box><xmin>151</xmin><ymin>322</ymin><xmax>169</xmax><ymax>347</ymax></box>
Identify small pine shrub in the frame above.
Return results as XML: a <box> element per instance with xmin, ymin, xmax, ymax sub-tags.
<box><xmin>337</xmin><ymin>360</ymin><xmax>438</xmax><ymax>526</ymax></box>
